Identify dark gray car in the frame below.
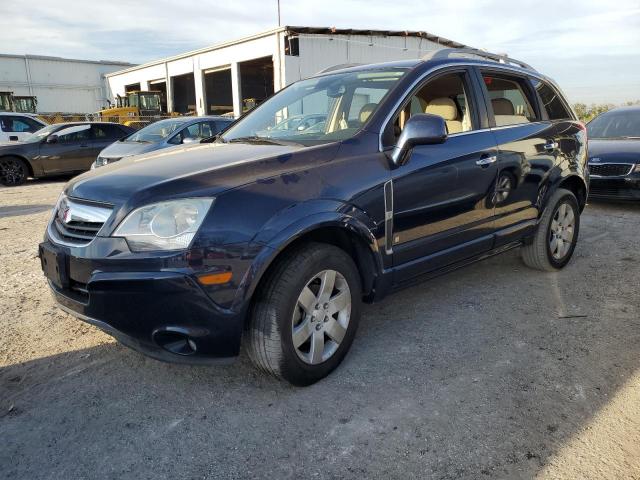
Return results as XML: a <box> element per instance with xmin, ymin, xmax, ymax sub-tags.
<box><xmin>93</xmin><ymin>116</ymin><xmax>234</xmax><ymax>168</ymax></box>
<box><xmin>0</xmin><ymin>122</ymin><xmax>134</xmax><ymax>186</ymax></box>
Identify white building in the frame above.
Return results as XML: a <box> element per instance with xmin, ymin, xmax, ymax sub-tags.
<box><xmin>105</xmin><ymin>26</ymin><xmax>471</xmax><ymax>117</ymax></box>
<box><xmin>0</xmin><ymin>54</ymin><xmax>133</xmax><ymax>113</ymax></box>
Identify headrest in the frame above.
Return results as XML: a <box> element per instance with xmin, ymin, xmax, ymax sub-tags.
<box><xmin>425</xmin><ymin>98</ymin><xmax>457</xmax><ymax>121</ymax></box>
<box><xmin>359</xmin><ymin>103</ymin><xmax>377</xmax><ymax>123</ymax></box>
<box><xmin>492</xmin><ymin>98</ymin><xmax>515</xmax><ymax>115</ymax></box>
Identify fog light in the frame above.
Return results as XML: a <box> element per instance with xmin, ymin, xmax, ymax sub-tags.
<box><xmin>153</xmin><ymin>330</ymin><xmax>197</xmax><ymax>355</ymax></box>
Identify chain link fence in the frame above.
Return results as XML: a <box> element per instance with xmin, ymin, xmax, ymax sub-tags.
<box><xmin>36</xmin><ymin>113</ymin><xmax>199</xmax><ymax>130</ymax></box>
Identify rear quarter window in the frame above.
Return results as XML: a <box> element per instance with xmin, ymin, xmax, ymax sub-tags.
<box><xmin>532</xmin><ymin>79</ymin><xmax>572</xmax><ymax>120</ymax></box>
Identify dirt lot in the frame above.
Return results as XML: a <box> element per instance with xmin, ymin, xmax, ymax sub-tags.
<box><xmin>1</xmin><ymin>179</ymin><xmax>639</xmax><ymax>480</ymax></box>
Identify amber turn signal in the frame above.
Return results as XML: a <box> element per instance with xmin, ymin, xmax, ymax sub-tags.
<box><xmin>197</xmin><ymin>271</ymin><xmax>232</xmax><ymax>285</ymax></box>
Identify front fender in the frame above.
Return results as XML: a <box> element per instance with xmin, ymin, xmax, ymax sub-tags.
<box><xmin>252</xmin><ymin>199</ymin><xmax>377</xmax><ymax>247</ymax></box>
<box><xmin>231</xmin><ymin>201</ymin><xmax>382</xmax><ymax>310</ymax></box>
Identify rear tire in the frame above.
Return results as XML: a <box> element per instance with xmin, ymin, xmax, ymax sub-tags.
<box><xmin>0</xmin><ymin>156</ymin><xmax>28</xmax><ymax>186</ymax></box>
<box><xmin>245</xmin><ymin>242</ymin><xmax>362</xmax><ymax>386</ymax></box>
<box><xmin>521</xmin><ymin>188</ymin><xmax>580</xmax><ymax>271</ymax></box>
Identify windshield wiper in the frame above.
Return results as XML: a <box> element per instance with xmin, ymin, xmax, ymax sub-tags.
<box><xmin>227</xmin><ymin>136</ymin><xmax>302</xmax><ymax>146</ymax></box>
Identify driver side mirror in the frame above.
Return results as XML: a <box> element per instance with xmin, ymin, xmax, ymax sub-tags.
<box><xmin>387</xmin><ymin>114</ymin><xmax>447</xmax><ymax>166</ymax></box>
<box><xmin>45</xmin><ymin>134</ymin><xmax>58</xmax><ymax>144</ymax></box>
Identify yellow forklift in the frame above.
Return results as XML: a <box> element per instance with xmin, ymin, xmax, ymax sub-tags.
<box><xmin>0</xmin><ymin>91</ymin><xmax>38</xmax><ymax>113</ymax></box>
<box><xmin>0</xmin><ymin>91</ymin><xmax>14</xmax><ymax>111</ymax></box>
<box><xmin>97</xmin><ymin>90</ymin><xmax>165</xmax><ymax>126</ymax></box>
<box><xmin>13</xmin><ymin>96</ymin><xmax>38</xmax><ymax>113</ymax></box>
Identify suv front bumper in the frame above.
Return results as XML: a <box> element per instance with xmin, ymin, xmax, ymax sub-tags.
<box><xmin>39</xmin><ymin>239</ymin><xmax>245</xmax><ymax>364</ymax></box>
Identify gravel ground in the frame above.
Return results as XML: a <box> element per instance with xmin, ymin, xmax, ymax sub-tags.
<box><xmin>1</xmin><ymin>179</ymin><xmax>639</xmax><ymax>480</ymax></box>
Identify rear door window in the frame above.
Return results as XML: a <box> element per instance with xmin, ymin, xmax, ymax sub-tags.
<box><xmin>482</xmin><ymin>73</ymin><xmax>539</xmax><ymax>127</ymax></box>
<box><xmin>92</xmin><ymin>124</ymin><xmax>128</xmax><ymax>140</ymax></box>
<box><xmin>531</xmin><ymin>79</ymin><xmax>572</xmax><ymax>120</ymax></box>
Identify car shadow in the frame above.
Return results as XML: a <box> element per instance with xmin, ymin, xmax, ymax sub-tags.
<box><xmin>1</xmin><ymin>205</ymin><xmax>639</xmax><ymax>479</ymax></box>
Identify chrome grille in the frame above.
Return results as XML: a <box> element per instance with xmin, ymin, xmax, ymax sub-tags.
<box><xmin>54</xmin><ymin>218</ymin><xmax>103</xmax><ymax>242</ymax></box>
<box><xmin>49</xmin><ymin>196</ymin><xmax>112</xmax><ymax>246</ymax></box>
<box><xmin>589</xmin><ymin>163</ymin><xmax>634</xmax><ymax>177</ymax></box>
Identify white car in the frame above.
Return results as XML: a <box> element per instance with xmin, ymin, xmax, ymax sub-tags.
<box><xmin>0</xmin><ymin>112</ymin><xmax>47</xmax><ymax>142</ymax></box>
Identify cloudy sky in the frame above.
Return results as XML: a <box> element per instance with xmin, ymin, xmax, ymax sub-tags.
<box><xmin>1</xmin><ymin>0</ymin><xmax>639</xmax><ymax>104</ymax></box>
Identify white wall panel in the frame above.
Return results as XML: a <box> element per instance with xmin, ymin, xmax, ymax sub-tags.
<box><xmin>285</xmin><ymin>34</ymin><xmax>443</xmax><ymax>84</ymax></box>
<box><xmin>0</xmin><ymin>55</ymin><xmax>132</xmax><ymax>113</ymax></box>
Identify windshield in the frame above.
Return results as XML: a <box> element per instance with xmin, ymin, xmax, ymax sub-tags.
<box><xmin>128</xmin><ymin>93</ymin><xmax>139</xmax><ymax>108</ymax></box>
<box><xmin>139</xmin><ymin>94</ymin><xmax>160</xmax><ymax>110</ymax></box>
<box><xmin>22</xmin><ymin>124</ymin><xmax>63</xmax><ymax>142</ymax></box>
<box><xmin>588</xmin><ymin>110</ymin><xmax>640</xmax><ymax>139</ymax></box>
<box><xmin>0</xmin><ymin>94</ymin><xmax>12</xmax><ymax>111</ymax></box>
<box><xmin>220</xmin><ymin>68</ymin><xmax>407</xmax><ymax>145</ymax></box>
<box><xmin>127</xmin><ymin>119</ymin><xmax>186</xmax><ymax>143</ymax></box>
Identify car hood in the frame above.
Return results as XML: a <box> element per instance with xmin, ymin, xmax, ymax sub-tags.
<box><xmin>99</xmin><ymin>140</ymin><xmax>160</xmax><ymax>159</ymax></box>
<box><xmin>65</xmin><ymin>141</ymin><xmax>340</xmax><ymax>207</ymax></box>
<box><xmin>588</xmin><ymin>139</ymin><xmax>640</xmax><ymax>163</ymax></box>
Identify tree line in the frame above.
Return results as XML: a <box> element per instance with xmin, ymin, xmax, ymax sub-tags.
<box><xmin>573</xmin><ymin>101</ymin><xmax>640</xmax><ymax>122</ymax></box>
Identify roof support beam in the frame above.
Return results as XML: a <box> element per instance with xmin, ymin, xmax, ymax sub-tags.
<box><xmin>231</xmin><ymin>62</ymin><xmax>242</xmax><ymax>118</ymax></box>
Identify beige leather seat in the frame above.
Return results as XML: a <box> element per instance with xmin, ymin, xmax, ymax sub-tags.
<box><xmin>425</xmin><ymin>98</ymin><xmax>463</xmax><ymax>134</ymax></box>
<box><xmin>491</xmin><ymin>98</ymin><xmax>529</xmax><ymax>126</ymax></box>
<box><xmin>358</xmin><ymin>103</ymin><xmax>377</xmax><ymax>124</ymax></box>
<box><xmin>492</xmin><ymin>98</ymin><xmax>515</xmax><ymax>116</ymax></box>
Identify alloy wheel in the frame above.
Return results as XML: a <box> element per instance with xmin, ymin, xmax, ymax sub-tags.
<box><xmin>291</xmin><ymin>269</ymin><xmax>351</xmax><ymax>365</ymax></box>
<box><xmin>549</xmin><ymin>202</ymin><xmax>576</xmax><ymax>260</ymax></box>
<box><xmin>0</xmin><ymin>159</ymin><xmax>25</xmax><ymax>186</ymax></box>
<box><xmin>494</xmin><ymin>174</ymin><xmax>512</xmax><ymax>204</ymax></box>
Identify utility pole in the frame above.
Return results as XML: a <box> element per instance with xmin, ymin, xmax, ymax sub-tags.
<box><xmin>277</xmin><ymin>0</ymin><xmax>281</xmax><ymax>26</ymax></box>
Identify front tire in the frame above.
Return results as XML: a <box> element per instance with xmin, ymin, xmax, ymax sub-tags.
<box><xmin>0</xmin><ymin>157</ymin><xmax>28</xmax><ymax>186</ymax></box>
<box><xmin>521</xmin><ymin>188</ymin><xmax>580</xmax><ymax>271</ymax></box>
<box><xmin>245</xmin><ymin>242</ymin><xmax>362</xmax><ymax>386</ymax></box>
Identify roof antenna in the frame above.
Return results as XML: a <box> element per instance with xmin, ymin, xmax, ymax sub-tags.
<box><xmin>277</xmin><ymin>0</ymin><xmax>281</xmax><ymax>26</ymax></box>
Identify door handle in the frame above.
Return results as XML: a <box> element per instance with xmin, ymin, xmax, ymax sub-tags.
<box><xmin>476</xmin><ymin>155</ymin><xmax>497</xmax><ymax>167</ymax></box>
<box><xmin>543</xmin><ymin>141</ymin><xmax>558</xmax><ymax>151</ymax></box>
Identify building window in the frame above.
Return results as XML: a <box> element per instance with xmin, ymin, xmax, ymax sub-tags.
<box><xmin>284</xmin><ymin>36</ymin><xmax>299</xmax><ymax>56</ymax></box>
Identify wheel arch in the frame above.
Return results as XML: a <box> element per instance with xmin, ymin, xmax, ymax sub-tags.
<box><xmin>557</xmin><ymin>174</ymin><xmax>588</xmax><ymax>212</ymax></box>
<box><xmin>242</xmin><ymin>214</ymin><xmax>383</xmax><ymax>314</ymax></box>
<box><xmin>0</xmin><ymin>154</ymin><xmax>34</xmax><ymax>178</ymax></box>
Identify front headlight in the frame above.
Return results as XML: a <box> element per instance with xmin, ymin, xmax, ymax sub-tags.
<box><xmin>113</xmin><ymin>198</ymin><xmax>214</xmax><ymax>251</ymax></box>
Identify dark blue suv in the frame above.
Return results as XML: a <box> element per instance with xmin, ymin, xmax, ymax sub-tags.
<box><xmin>39</xmin><ymin>49</ymin><xmax>588</xmax><ymax>385</ymax></box>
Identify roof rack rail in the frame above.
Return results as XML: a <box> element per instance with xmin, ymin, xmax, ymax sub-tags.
<box><xmin>422</xmin><ymin>48</ymin><xmax>536</xmax><ymax>71</ymax></box>
<box><xmin>316</xmin><ymin>63</ymin><xmax>363</xmax><ymax>74</ymax></box>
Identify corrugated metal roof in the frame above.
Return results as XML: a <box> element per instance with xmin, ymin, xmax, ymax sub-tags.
<box><xmin>0</xmin><ymin>53</ymin><xmax>134</xmax><ymax>67</ymax></box>
<box><xmin>105</xmin><ymin>25</ymin><xmax>471</xmax><ymax>77</ymax></box>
